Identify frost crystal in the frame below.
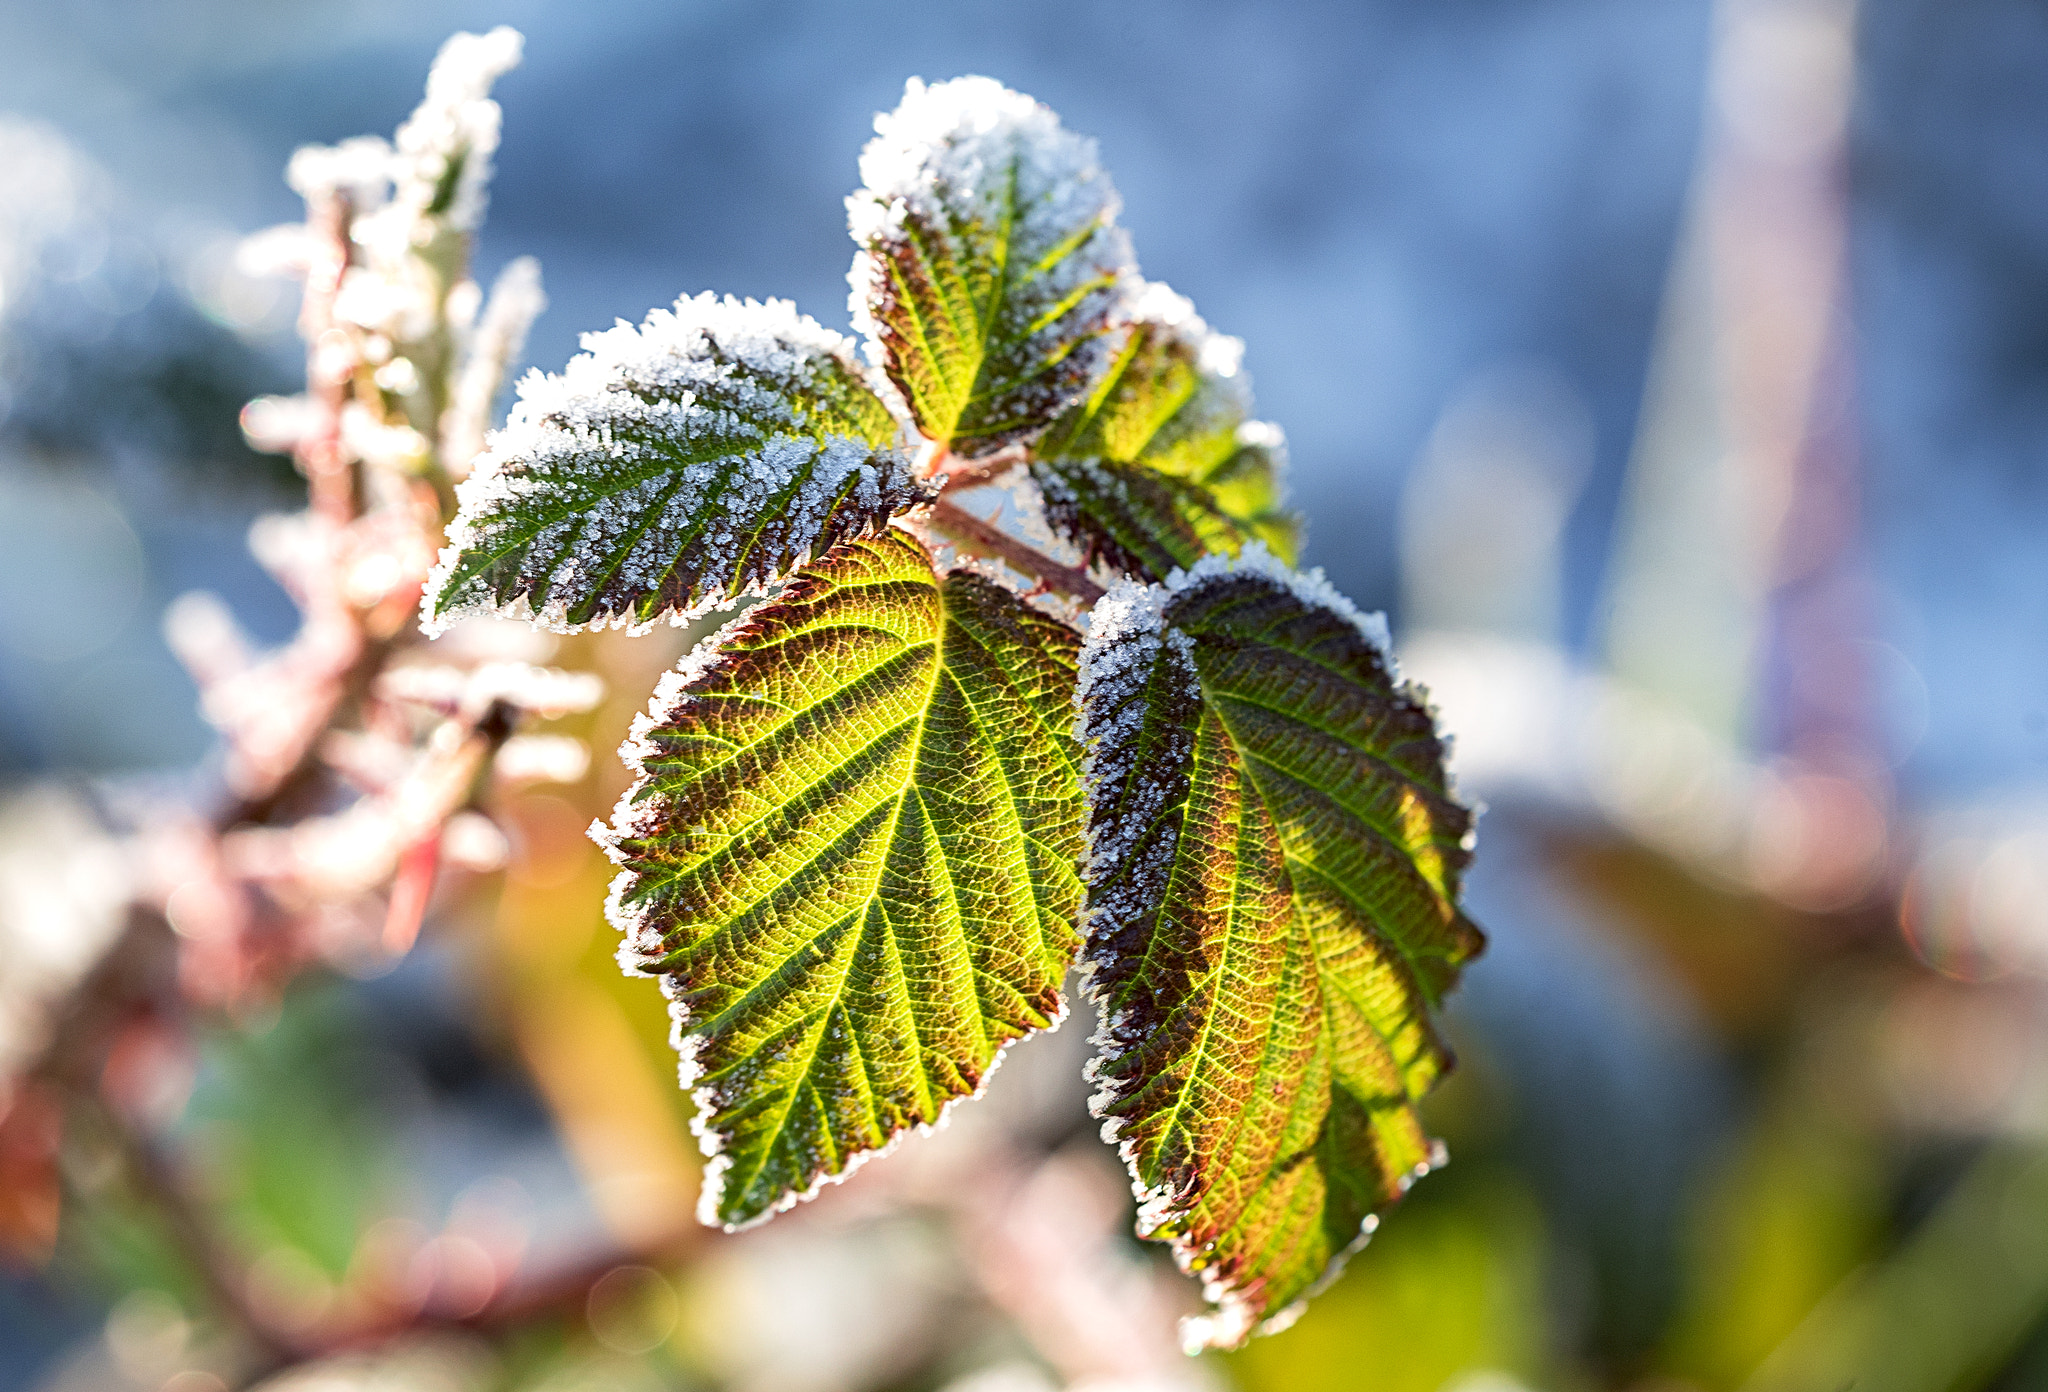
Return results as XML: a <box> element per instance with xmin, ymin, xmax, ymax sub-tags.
<box><xmin>1073</xmin><ymin>579</ymin><xmax>1195</xmax><ymax>931</ymax></box>
<box><xmin>848</xmin><ymin>75</ymin><xmax>1122</xmax><ymax>256</ymax></box>
<box><xmin>424</xmin><ymin>292</ymin><xmax>925</xmax><ymax>635</ymax></box>
<box><xmin>1155</xmin><ymin>543</ymin><xmax>1392</xmax><ymax>659</ymax></box>
<box><xmin>1115</xmin><ymin>277</ymin><xmax>1251</xmax><ymax>419</ymax></box>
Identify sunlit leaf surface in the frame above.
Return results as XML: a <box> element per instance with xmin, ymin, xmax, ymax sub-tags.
<box><xmin>848</xmin><ymin>77</ymin><xmax>1133</xmax><ymax>458</ymax></box>
<box><xmin>601</xmin><ymin>528</ymin><xmax>1085</xmax><ymax>1227</ymax></box>
<box><xmin>1076</xmin><ymin>549</ymin><xmax>1482</xmax><ymax>1347</ymax></box>
<box><xmin>1034</xmin><ymin>284</ymin><xmax>1299</xmax><ymax>578</ymax></box>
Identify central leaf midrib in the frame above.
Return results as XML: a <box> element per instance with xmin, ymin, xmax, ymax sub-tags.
<box><xmin>1200</xmin><ymin>674</ymin><xmax>1462</xmax><ymax>847</ymax></box>
<box><xmin>459</xmin><ymin>418</ymin><xmax>775</xmax><ymax>577</ymax></box>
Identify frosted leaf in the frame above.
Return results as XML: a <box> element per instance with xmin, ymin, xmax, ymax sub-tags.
<box><xmin>1033</xmin><ymin>279</ymin><xmax>1299</xmax><ymax>578</ymax></box>
<box><xmin>848</xmin><ymin>76</ymin><xmax>1134</xmax><ymax>458</ymax></box>
<box><xmin>597</xmin><ymin>529</ymin><xmax>1084</xmax><ymax>1228</ymax></box>
<box><xmin>424</xmin><ymin>292</ymin><xmax>928</xmax><ymax>635</ymax></box>
<box><xmin>1039</xmin><ymin>279</ymin><xmax>1248</xmax><ymax>471</ymax></box>
<box><xmin>1034</xmin><ymin>456</ymin><xmax>1263</xmax><ymax>583</ymax></box>
<box><xmin>1073</xmin><ymin>548</ymin><xmax>1479</xmax><ymax>1348</ymax></box>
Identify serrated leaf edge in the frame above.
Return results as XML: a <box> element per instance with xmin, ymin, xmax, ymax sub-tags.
<box><xmin>422</xmin><ymin>293</ymin><xmax>926</xmax><ymax>638</ymax></box>
<box><xmin>1070</xmin><ymin>543</ymin><xmax>1459</xmax><ymax>1347</ymax></box>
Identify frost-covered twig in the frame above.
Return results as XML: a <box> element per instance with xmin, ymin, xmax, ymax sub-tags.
<box><xmin>5</xmin><ymin>35</ymin><xmax>584</xmax><ymax>1370</ymax></box>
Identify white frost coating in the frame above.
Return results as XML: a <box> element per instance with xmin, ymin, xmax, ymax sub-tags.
<box><xmin>849</xmin><ymin>74</ymin><xmax>1123</xmax><ymax>270</ymax></box>
<box><xmin>589</xmin><ymin>621</ymin><xmax>1067</xmax><ymax>1233</ymax></box>
<box><xmin>1071</xmin><ymin>542</ymin><xmax>1399</xmax><ymax>951</ymax></box>
<box><xmin>1167</xmin><ymin>542</ymin><xmax>1392</xmax><ymax>659</ymax></box>
<box><xmin>846</xmin><ymin>76</ymin><xmax>1134</xmax><ymax>417</ymax></box>
<box><xmin>286</xmin><ymin>135</ymin><xmax>394</xmax><ymax>208</ymax></box>
<box><xmin>422</xmin><ymin>291</ymin><xmax>921</xmax><ymax>636</ymax></box>
<box><xmin>392</xmin><ymin>26</ymin><xmax>523</xmax><ymax>230</ymax></box>
<box><xmin>1117</xmin><ymin>277</ymin><xmax>1250</xmax><ymax>414</ymax></box>
<box><xmin>1070</xmin><ymin>574</ymin><xmax>1190</xmax><ymax>916</ymax></box>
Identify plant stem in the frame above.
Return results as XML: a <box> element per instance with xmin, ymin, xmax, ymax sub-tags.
<box><xmin>923</xmin><ymin>499</ymin><xmax>1106</xmax><ymax>605</ymax></box>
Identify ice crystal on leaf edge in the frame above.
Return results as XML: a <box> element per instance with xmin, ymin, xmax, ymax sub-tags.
<box><xmin>421</xmin><ymin>291</ymin><xmax>927</xmax><ymax>637</ymax></box>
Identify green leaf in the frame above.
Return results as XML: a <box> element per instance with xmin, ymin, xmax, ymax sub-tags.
<box><xmin>600</xmin><ymin>527</ymin><xmax>1086</xmax><ymax>1228</ymax></box>
<box><xmin>1075</xmin><ymin>549</ymin><xmax>1483</xmax><ymax>1349</ymax></box>
<box><xmin>1034</xmin><ymin>456</ymin><xmax>1261</xmax><ymax>581</ymax></box>
<box><xmin>424</xmin><ymin>293</ymin><xmax>925</xmax><ymax>635</ymax></box>
<box><xmin>1034</xmin><ymin>283</ymin><xmax>1300</xmax><ymax>577</ymax></box>
<box><xmin>848</xmin><ymin>77</ymin><xmax>1133</xmax><ymax>459</ymax></box>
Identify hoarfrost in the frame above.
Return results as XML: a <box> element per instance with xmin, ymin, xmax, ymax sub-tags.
<box><xmin>848</xmin><ymin>75</ymin><xmax>1122</xmax><ymax>257</ymax></box>
<box><xmin>847</xmin><ymin>76</ymin><xmax>1135</xmax><ymax>452</ymax></box>
<box><xmin>424</xmin><ymin>292</ymin><xmax>925</xmax><ymax>636</ymax></box>
<box><xmin>1158</xmin><ymin>543</ymin><xmax>1392</xmax><ymax>659</ymax></box>
<box><xmin>1116</xmin><ymin>277</ymin><xmax>1251</xmax><ymax>419</ymax></box>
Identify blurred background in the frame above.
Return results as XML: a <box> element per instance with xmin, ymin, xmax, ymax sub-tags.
<box><xmin>5</xmin><ymin>0</ymin><xmax>2048</xmax><ymax>1388</ymax></box>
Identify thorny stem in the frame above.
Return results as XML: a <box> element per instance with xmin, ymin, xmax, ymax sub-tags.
<box><xmin>924</xmin><ymin>498</ymin><xmax>1106</xmax><ymax>606</ymax></box>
